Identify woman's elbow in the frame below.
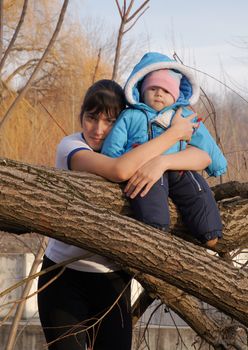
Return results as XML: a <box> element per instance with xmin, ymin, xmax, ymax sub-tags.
<box><xmin>201</xmin><ymin>153</ymin><xmax>212</xmax><ymax>169</ymax></box>
<box><xmin>206</xmin><ymin>154</ymin><xmax>212</xmax><ymax>166</ymax></box>
<box><xmin>111</xmin><ymin>162</ymin><xmax>132</xmax><ymax>182</ymax></box>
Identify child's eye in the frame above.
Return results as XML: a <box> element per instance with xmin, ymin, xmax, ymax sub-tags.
<box><xmin>150</xmin><ymin>87</ymin><xmax>158</xmax><ymax>92</ymax></box>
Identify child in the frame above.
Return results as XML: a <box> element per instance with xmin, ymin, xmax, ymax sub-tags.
<box><xmin>101</xmin><ymin>52</ymin><xmax>227</xmax><ymax>247</ymax></box>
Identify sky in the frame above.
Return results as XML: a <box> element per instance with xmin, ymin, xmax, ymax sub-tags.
<box><xmin>72</xmin><ymin>0</ymin><xmax>248</xmax><ymax>93</ymax></box>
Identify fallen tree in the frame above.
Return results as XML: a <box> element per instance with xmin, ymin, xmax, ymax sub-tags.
<box><xmin>0</xmin><ymin>158</ymin><xmax>248</xmax><ymax>349</ymax></box>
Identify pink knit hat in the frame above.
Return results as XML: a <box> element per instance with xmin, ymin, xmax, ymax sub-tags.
<box><xmin>141</xmin><ymin>69</ymin><xmax>181</xmax><ymax>102</ymax></box>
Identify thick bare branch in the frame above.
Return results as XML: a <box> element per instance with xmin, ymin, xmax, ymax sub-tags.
<box><xmin>212</xmin><ymin>181</ymin><xmax>248</xmax><ymax>201</ymax></box>
<box><xmin>0</xmin><ymin>158</ymin><xmax>247</xmax><ymax>252</ymax></box>
<box><xmin>0</xmin><ymin>158</ymin><xmax>247</xmax><ymax>328</ymax></box>
<box><xmin>112</xmin><ymin>0</ymin><xmax>150</xmax><ymax>80</ymax></box>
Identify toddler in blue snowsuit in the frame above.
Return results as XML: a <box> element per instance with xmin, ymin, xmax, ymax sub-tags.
<box><xmin>102</xmin><ymin>52</ymin><xmax>227</xmax><ymax>247</ymax></box>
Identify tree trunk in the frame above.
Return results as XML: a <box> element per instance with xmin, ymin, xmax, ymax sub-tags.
<box><xmin>1</xmin><ymin>158</ymin><xmax>248</xmax><ymax>332</ymax></box>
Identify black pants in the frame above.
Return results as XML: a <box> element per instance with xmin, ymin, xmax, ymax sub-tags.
<box><xmin>38</xmin><ymin>256</ymin><xmax>132</xmax><ymax>350</ymax></box>
<box><xmin>130</xmin><ymin>171</ymin><xmax>222</xmax><ymax>243</ymax></box>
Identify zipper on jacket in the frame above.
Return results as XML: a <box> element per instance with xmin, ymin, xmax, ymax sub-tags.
<box><xmin>189</xmin><ymin>171</ymin><xmax>202</xmax><ymax>191</ymax></box>
<box><xmin>148</xmin><ymin>121</ymin><xmax>153</xmax><ymax>140</ymax></box>
<box><xmin>153</xmin><ymin>120</ymin><xmax>167</xmax><ymax>130</ymax></box>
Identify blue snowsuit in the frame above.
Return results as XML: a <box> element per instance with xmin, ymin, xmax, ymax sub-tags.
<box><xmin>102</xmin><ymin>52</ymin><xmax>226</xmax><ymax>242</ymax></box>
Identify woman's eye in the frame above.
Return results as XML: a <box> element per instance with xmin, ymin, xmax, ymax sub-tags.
<box><xmin>86</xmin><ymin>114</ymin><xmax>96</xmax><ymax>120</ymax></box>
<box><xmin>107</xmin><ymin>119</ymin><xmax>115</xmax><ymax>125</ymax></box>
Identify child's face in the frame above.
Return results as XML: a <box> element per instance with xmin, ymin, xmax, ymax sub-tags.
<box><xmin>143</xmin><ymin>86</ymin><xmax>175</xmax><ymax>111</ymax></box>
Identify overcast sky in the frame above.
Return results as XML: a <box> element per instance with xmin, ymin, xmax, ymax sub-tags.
<box><xmin>72</xmin><ymin>0</ymin><xmax>248</xmax><ymax>93</ymax></box>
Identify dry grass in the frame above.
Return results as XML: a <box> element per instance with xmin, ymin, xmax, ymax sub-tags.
<box><xmin>0</xmin><ymin>83</ymin><xmax>64</xmax><ymax>166</ymax></box>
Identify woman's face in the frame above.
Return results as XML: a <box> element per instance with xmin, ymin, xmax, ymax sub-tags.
<box><xmin>82</xmin><ymin>111</ymin><xmax>116</xmax><ymax>151</ymax></box>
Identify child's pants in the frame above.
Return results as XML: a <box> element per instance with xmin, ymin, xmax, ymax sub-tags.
<box><xmin>129</xmin><ymin>171</ymin><xmax>222</xmax><ymax>243</ymax></box>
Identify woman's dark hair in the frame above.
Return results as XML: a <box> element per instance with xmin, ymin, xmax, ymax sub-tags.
<box><xmin>79</xmin><ymin>79</ymin><xmax>126</xmax><ymax>124</ymax></box>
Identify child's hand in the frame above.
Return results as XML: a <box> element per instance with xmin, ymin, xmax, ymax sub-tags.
<box><xmin>124</xmin><ymin>156</ymin><xmax>166</xmax><ymax>198</ymax></box>
<box><xmin>171</xmin><ymin>108</ymin><xmax>199</xmax><ymax>141</ymax></box>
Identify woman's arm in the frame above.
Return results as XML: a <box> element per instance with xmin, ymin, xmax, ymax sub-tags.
<box><xmin>157</xmin><ymin>145</ymin><xmax>211</xmax><ymax>171</ymax></box>
<box><xmin>71</xmin><ymin>109</ymin><xmax>198</xmax><ymax>181</ymax></box>
<box><xmin>124</xmin><ymin>146</ymin><xmax>211</xmax><ymax>198</ymax></box>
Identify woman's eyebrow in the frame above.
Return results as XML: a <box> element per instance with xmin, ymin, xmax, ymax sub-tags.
<box><xmin>86</xmin><ymin>111</ymin><xmax>98</xmax><ymax>118</ymax></box>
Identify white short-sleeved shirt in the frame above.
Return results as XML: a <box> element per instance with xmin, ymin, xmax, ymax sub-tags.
<box><xmin>45</xmin><ymin>132</ymin><xmax>120</xmax><ymax>272</ymax></box>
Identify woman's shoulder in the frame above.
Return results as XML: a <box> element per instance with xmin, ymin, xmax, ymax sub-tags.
<box><xmin>58</xmin><ymin>132</ymin><xmax>89</xmax><ymax>149</ymax></box>
<box><xmin>56</xmin><ymin>132</ymin><xmax>92</xmax><ymax>169</ymax></box>
<box><xmin>59</xmin><ymin>132</ymin><xmax>85</xmax><ymax>143</ymax></box>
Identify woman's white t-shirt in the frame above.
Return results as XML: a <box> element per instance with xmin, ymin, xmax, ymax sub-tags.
<box><xmin>45</xmin><ymin>132</ymin><xmax>120</xmax><ymax>272</ymax></box>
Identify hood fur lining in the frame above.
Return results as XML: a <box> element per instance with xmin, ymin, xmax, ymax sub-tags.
<box><xmin>125</xmin><ymin>61</ymin><xmax>200</xmax><ymax>105</ymax></box>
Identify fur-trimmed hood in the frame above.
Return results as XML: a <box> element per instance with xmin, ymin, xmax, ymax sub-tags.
<box><xmin>124</xmin><ymin>52</ymin><xmax>200</xmax><ymax>108</ymax></box>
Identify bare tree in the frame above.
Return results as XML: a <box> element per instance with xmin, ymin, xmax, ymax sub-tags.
<box><xmin>0</xmin><ymin>0</ymin><xmax>69</xmax><ymax>129</ymax></box>
<box><xmin>0</xmin><ymin>0</ymin><xmax>29</xmax><ymax>72</ymax></box>
<box><xmin>112</xmin><ymin>0</ymin><xmax>149</xmax><ymax>80</ymax></box>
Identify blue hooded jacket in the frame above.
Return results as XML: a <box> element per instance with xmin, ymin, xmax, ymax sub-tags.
<box><xmin>102</xmin><ymin>52</ymin><xmax>227</xmax><ymax>177</ymax></box>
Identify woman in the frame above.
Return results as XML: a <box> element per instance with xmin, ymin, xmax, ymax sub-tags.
<box><xmin>38</xmin><ymin>79</ymin><xmax>210</xmax><ymax>350</ymax></box>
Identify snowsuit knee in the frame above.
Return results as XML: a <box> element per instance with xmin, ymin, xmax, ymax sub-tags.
<box><xmin>129</xmin><ymin>171</ymin><xmax>222</xmax><ymax>243</ymax></box>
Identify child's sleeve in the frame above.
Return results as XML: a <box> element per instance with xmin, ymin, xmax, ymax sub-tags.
<box><xmin>101</xmin><ymin>111</ymin><xmax>129</xmax><ymax>158</ymax></box>
<box><xmin>189</xmin><ymin>121</ymin><xmax>227</xmax><ymax>177</ymax></box>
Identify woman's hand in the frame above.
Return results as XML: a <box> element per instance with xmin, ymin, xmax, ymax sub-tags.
<box><xmin>123</xmin><ymin>110</ymin><xmax>202</xmax><ymax>198</ymax></box>
<box><xmin>171</xmin><ymin>108</ymin><xmax>199</xmax><ymax>142</ymax></box>
<box><xmin>124</xmin><ymin>156</ymin><xmax>167</xmax><ymax>198</ymax></box>
<box><xmin>124</xmin><ymin>145</ymin><xmax>211</xmax><ymax>198</ymax></box>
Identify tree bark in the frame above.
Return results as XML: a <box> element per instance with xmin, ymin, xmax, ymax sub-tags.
<box><xmin>1</xmin><ymin>158</ymin><xmax>248</xmax><ymax>332</ymax></box>
<box><xmin>1</xmin><ymin>158</ymin><xmax>246</xmax><ymax>253</ymax></box>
